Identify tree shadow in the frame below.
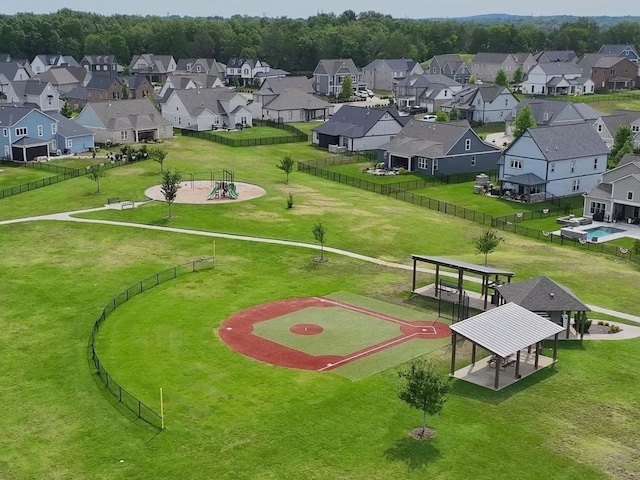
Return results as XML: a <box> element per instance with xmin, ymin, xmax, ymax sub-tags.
<box><xmin>384</xmin><ymin>434</ymin><xmax>441</xmax><ymax>471</ymax></box>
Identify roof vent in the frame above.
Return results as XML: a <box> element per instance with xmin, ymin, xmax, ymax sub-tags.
<box><xmin>549</xmin><ymin>292</ymin><xmax>555</xmax><ymax>298</ymax></box>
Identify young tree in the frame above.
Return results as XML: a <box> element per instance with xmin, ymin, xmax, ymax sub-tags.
<box><xmin>513</xmin><ymin>104</ymin><xmax>536</xmax><ymax>138</ymax></box>
<box><xmin>121</xmin><ymin>83</ymin><xmax>130</xmax><ymax>100</ymax></box>
<box><xmin>449</xmin><ymin>105</ymin><xmax>460</xmax><ymax>121</ymax></box>
<box><xmin>512</xmin><ymin>66</ymin><xmax>524</xmax><ymax>88</ymax></box>
<box><xmin>149</xmin><ymin>147</ymin><xmax>168</xmax><ymax>172</ymax></box>
<box><xmin>160</xmin><ymin>169</ymin><xmax>182</xmax><ymax>218</ymax></box>
<box><xmin>435</xmin><ymin>111</ymin><xmax>449</xmax><ymax>122</ymax></box>
<box><xmin>398</xmin><ymin>359</ymin><xmax>451</xmax><ymax>438</ymax></box>
<box><xmin>468</xmin><ymin>74</ymin><xmax>477</xmax><ymax>85</ymax></box>
<box><xmin>312</xmin><ymin>221</ymin><xmax>327</xmax><ymax>262</ymax></box>
<box><xmin>610</xmin><ymin>125</ymin><xmax>634</xmax><ymax>167</ymax></box>
<box><xmin>276</xmin><ymin>155</ymin><xmax>294</xmax><ymax>183</ymax></box>
<box><xmin>473</xmin><ymin>229</ymin><xmax>504</xmax><ymax>266</ymax></box>
<box><xmin>495</xmin><ymin>69</ymin><xmax>508</xmax><ymax>87</ymax></box>
<box><xmin>86</xmin><ymin>165</ymin><xmax>107</xmax><ymax>193</ymax></box>
<box><xmin>60</xmin><ymin>100</ymin><xmax>73</xmax><ymax>118</ymax></box>
<box><xmin>339</xmin><ymin>76</ymin><xmax>353</xmax><ymax>99</ymax></box>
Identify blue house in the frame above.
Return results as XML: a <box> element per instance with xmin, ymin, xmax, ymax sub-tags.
<box><xmin>49</xmin><ymin>112</ymin><xmax>95</xmax><ymax>154</ymax></box>
<box><xmin>0</xmin><ymin>104</ymin><xmax>94</xmax><ymax>160</ymax></box>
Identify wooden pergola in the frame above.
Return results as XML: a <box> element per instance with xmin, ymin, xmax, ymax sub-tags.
<box><xmin>411</xmin><ymin>255</ymin><xmax>515</xmax><ymax>310</ymax></box>
<box><xmin>450</xmin><ymin>302</ymin><xmax>565</xmax><ymax>390</ymax></box>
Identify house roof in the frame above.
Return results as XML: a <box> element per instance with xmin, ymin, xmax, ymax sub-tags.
<box><xmin>12</xmin><ymin>136</ymin><xmax>50</xmax><ymax>146</ymax></box>
<box><xmin>472</xmin><ymin>53</ymin><xmax>512</xmax><ymax>64</ymax></box>
<box><xmin>259</xmin><ymin>76</ymin><xmax>314</xmax><ymax>95</ymax></box>
<box><xmin>362</xmin><ymin>58</ymin><xmax>417</xmax><ymax>71</ymax></box>
<box><xmin>450</xmin><ymin>302</ymin><xmax>565</xmax><ymax>358</ymax></box>
<box><xmin>0</xmin><ymin>63</ymin><xmax>27</xmax><ymax>81</ymax></box>
<box><xmin>599</xmin><ymin>44</ymin><xmax>639</xmax><ymax>56</ymax></box>
<box><xmin>410</xmin><ymin>255</ymin><xmax>514</xmax><ymax>276</ymax></box>
<box><xmin>496</xmin><ymin>276</ymin><xmax>589</xmax><ymax>312</ymax></box>
<box><xmin>175</xmin><ymin>58</ymin><xmax>225</xmax><ymax>76</ymax></box>
<box><xmin>500</xmin><ymin>172</ymin><xmax>547</xmax><ymax>186</ymax></box>
<box><xmin>63</xmin><ymin>86</ymin><xmax>88</xmax><ymax>101</ymax></box>
<box><xmin>431</xmin><ymin>54</ymin><xmax>464</xmax><ymax>65</ymax></box>
<box><xmin>593</xmin><ymin>56</ymin><xmax>628</xmax><ymax>69</ymax></box>
<box><xmin>11</xmin><ymin>79</ymin><xmax>53</xmax><ymax>96</ymax></box>
<box><xmin>82</xmin><ymin>55</ymin><xmax>118</xmax><ymax>65</ymax></box>
<box><xmin>509</xmin><ymin>99</ymin><xmax>602</xmax><ymax>125</ymax></box>
<box><xmin>262</xmin><ymin>89</ymin><xmax>330</xmax><ymax>111</ymax></box>
<box><xmin>618</xmin><ymin>153</ymin><xmax>640</xmax><ymax>167</ymax></box>
<box><xmin>312</xmin><ymin>106</ymin><xmax>407</xmax><ymax>138</ymax></box>
<box><xmin>0</xmin><ymin>104</ymin><xmax>35</xmax><ymax>126</ymax></box>
<box><xmin>36</xmin><ymin>66</ymin><xmax>88</xmax><ymax>85</ymax></box>
<box><xmin>585</xmin><ymin>182</ymin><xmax>613</xmax><ymax>200</ymax></box>
<box><xmin>534</xmin><ymin>50</ymin><xmax>577</xmax><ymax>62</ymax></box>
<box><xmin>87</xmin><ymin>76</ymin><xmax>121</xmax><ymax>90</ymax></box>
<box><xmin>130</xmin><ymin>54</ymin><xmax>174</xmax><ymax>74</ymax></box>
<box><xmin>523</xmin><ymin>123</ymin><xmax>609</xmax><ymax>161</ymax></box>
<box><xmin>118</xmin><ymin>76</ymin><xmax>150</xmax><ymax>89</ymax></box>
<box><xmin>47</xmin><ymin>112</ymin><xmax>93</xmax><ymax>137</ymax></box>
<box><xmin>600</xmin><ymin>111</ymin><xmax>640</xmax><ymax>136</ymax></box>
<box><xmin>83</xmin><ymin>99</ymin><xmax>172</xmax><ymax>130</ymax></box>
<box><xmin>314</xmin><ymin>59</ymin><xmax>359</xmax><ymax>76</ymax></box>
<box><xmin>33</xmin><ymin>54</ymin><xmax>79</xmax><ymax>68</ymax></box>
<box><xmin>170</xmin><ymin>87</ymin><xmax>241</xmax><ymax>116</ymax></box>
<box><xmin>227</xmin><ymin>58</ymin><xmax>263</xmax><ymax>69</ymax></box>
<box><xmin>535</xmin><ymin>62</ymin><xmax>583</xmax><ymax>75</ymax></box>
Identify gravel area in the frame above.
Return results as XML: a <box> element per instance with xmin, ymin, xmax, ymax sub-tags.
<box><xmin>144</xmin><ymin>180</ymin><xmax>266</xmax><ymax>204</ymax></box>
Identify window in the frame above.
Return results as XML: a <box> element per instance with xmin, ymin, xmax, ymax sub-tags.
<box><xmin>590</xmin><ymin>202</ymin><xmax>605</xmax><ymax>214</ymax></box>
<box><xmin>594</xmin><ymin>158</ymin><xmax>599</xmax><ymax>170</ymax></box>
<box><xmin>550</xmin><ymin>163</ymin><xmax>555</xmax><ymax>173</ymax></box>
<box><xmin>471</xmin><ymin>155</ymin><xmax>476</xmax><ymax>166</ymax></box>
<box><xmin>418</xmin><ymin>158</ymin><xmax>427</xmax><ymax>169</ymax></box>
<box><xmin>37</xmin><ymin>125</ymin><xmax>43</xmax><ymax>136</ymax></box>
<box><xmin>2</xmin><ymin>128</ymin><xmax>7</xmax><ymax>137</ymax></box>
<box><xmin>510</xmin><ymin>159</ymin><xmax>523</xmax><ymax>169</ymax></box>
<box><xmin>628</xmin><ymin>191</ymin><xmax>634</xmax><ymax>201</ymax></box>
<box><xmin>572</xmin><ymin>179</ymin><xmax>580</xmax><ymax>192</ymax></box>
<box><xmin>570</xmin><ymin>160</ymin><xmax>575</xmax><ymax>173</ymax></box>
<box><xmin>543</xmin><ymin>112</ymin><xmax>549</xmax><ymax>122</ymax></box>
<box><xmin>465</xmin><ymin>139</ymin><xmax>471</xmax><ymax>151</ymax></box>
<box><xmin>15</xmin><ymin>127</ymin><xmax>27</xmax><ymax>136</ymax></box>
<box><xmin>197</xmin><ymin>65</ymin><xmax>202</xmax><ymax>73</ymax></box>
<box><xmin>103</xmin><ymin>65</ymin><xmax>108</xmax><ymax>71</ymax></box>
<box><xmin>597</xmin><ymin>124</ymin><xmax>603</xmax><ymax>132</ymax></box>
<box><xmin>187</xmin><ymin>64</ymin><xmax>192</xmax><ymax>72</ymax></box>
<box><xmin>47</xmin><ymin>95</ymin><xmax>53</xmax><ymax>106</ymax></box>
<box><xmin>633</xmin><ymin>125</ymin><xmax>640</xmax><ymax>133</ymax></box>
<box><xmin>432</xmin><ymin>67</ymin><xmax>436</xmax><ymax>73</ymax></box>
<box><xmin>66</xmin><ymin>139</ymin><xmax>72</xmax><ymax>149</ymax></box>
<box><xmin>52</xmin><ymin>123</ymin><xmax>57</xmax><ymax>135</ymax></box>
<box><xmin>121</xmin><ymin>130</ymin><xmax>128</xmax><ymax>140</ymax></box>
<box><xmin>433</xmin><ymin>158</ymin><xmax>439</xmax><ymax>171</ymax></box>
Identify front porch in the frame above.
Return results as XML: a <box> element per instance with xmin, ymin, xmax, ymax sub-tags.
<box><xmin>608</xmin><ymin>76</ymin><xmax>633</xmax><ymax>92</ymax></box>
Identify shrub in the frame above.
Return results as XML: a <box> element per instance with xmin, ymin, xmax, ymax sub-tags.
<box><xmin>609</xmin><ymin>325</ymin><xmax>621</xmax><ymax>334</ymax></box>
<box><xmin>398</xmin><ymin>167</ymin><xmax>407</xmax><ymax>175</ymax></box>
<box><xmin>286</xmin><ymin>193</ymin><xmax>294</xmax><ymax>209</ymax></box>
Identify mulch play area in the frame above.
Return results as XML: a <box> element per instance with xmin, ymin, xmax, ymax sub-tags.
<box><xmin>218</xmin><ymin>292</ymin><xmax>451</xmax><ymax>380</ymax></box>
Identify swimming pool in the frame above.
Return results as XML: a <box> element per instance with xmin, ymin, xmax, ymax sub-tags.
<box><xmin>584</xmin><ymin>226</ymin><xmax>625</xmax><ymax>240</ymax></box>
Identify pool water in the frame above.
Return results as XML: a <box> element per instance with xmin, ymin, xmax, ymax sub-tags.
<box><xmin>584</xmin><ymin>226</ymin><xmax>625</xmax><ymax>240</ymax></box>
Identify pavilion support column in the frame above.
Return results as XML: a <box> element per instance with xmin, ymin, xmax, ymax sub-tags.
<box><xmin>435</xmin><ymin>265</ymin><xmax>440</xmax><ymax>297</ymax></box>
<box><xmin>450</xmin><ymin>332</ymin><xmax>457</xmax><ymax>376</ymax></box>
<box><xmin>527</xmin><ymin>345</ymin><xmax>531</xmax><ymax>354</ymax></box>
<box><xmin>482</xmin><ymin>275</ymin><xmax>488</xmax><ymax>310</ymax></box>
<box><xmin>565</xmin><ymin>311</ymin><xmax>571</xmax><ymax>339</ymax></box>
<box><xmin>411</xmin><ymin>258</ymin><xmax>417</xmax><ymax>292</ymax></box>
<box><xmin>457</xmin><ymin>269</ymin><xmax>464</xmax><ymax>303</ymax></box>
<box><xmin>534</xmin><ymin>342</ymin><xmax>540</xmax><ymax>369</ymax></box>
<box><xmin>494</xmin><ymin>356</ymin><xmax>500</xmax><ymax>390</ymax></box>
<box><xmin>515</xmin><ymin>350</ymin><xmax>521</xmax><ymax>379</ymax></box>
<box><xmin>471</xmin><ymin>343</ymin><xmax>476</xmax><ymax>365</ymax></box>
<box><xmin>553</xmin><ymin>333</ymin><xmax>559</xmax><ymax>361</ymax></box>
<box><xmin>580</xmin><ymin>311</ymin><xmax>585</xmax><ymax>341</ymax></box>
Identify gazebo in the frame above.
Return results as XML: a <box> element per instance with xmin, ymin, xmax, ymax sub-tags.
<box><xmin>410</xmin><ymin>255</ymin><xmax>515</xmax><ymax>310</ymax></box>
<box><xmin>449</xmin><ymin>302</ymin><xmax>564</xmax><ymax>390</ymax></box>
<box><xmin>495</xmin><ymin>276</ymin><xmax>590</xmax><ymax>339</ymax></box>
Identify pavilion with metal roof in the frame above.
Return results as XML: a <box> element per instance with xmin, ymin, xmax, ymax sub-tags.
<box><xmin>449</xmin><ymin>302</ymin><xmax>564</xmax><ymax>390</ymax></box>
<box><xmin>411</xmin><ymin>255</ymin><xmax>515</xmax><ymax>310</ymax></box>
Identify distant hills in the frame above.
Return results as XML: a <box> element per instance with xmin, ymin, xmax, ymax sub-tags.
<box><xmin>430</xmin><ymin>13</ymin><xmax>640</xmax><ymax>26</ymax></box>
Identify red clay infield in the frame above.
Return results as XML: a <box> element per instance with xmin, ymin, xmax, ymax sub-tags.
<box><xmin>219</xmin><ymin>297</ymin><xmax>451</xmax><ymax>372</ymax></box>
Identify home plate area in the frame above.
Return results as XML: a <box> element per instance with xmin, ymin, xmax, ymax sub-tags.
<box><xmin>218</xmin><ymin>293</ymin><xmax>451</xmax><ymax>380</ymax></box>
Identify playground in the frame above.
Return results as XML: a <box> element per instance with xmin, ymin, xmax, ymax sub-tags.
<box><xmin>144</xmin><ymin>170</ymin><xmax>266</xmax><ymax>204</ymax></box>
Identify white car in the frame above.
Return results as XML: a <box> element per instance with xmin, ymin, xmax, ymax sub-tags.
<box><xmin>354</xmin><ymin>90</ymin><xmax>368</xmax><ymax>98</ymax></box>
<box><xmin>365</xmin><ymin>89</ymin><xmax>374</xmax><ymax>97</ymax></box>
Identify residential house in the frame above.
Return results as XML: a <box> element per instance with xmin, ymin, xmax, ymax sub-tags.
<box><xmin>521</xmin><ymin>63</ymin><xmax>594</xmax><ymax>95</ymax></box>
<box><xmin>75</xmin><ymin>98</ymin><xmax>173</xmax><ymax>144</ymax></box>
<box><xmin>161</xmin><ymin>88</ymin><xmax>252</xmax><ymax>131</ymax></box>
<box><xmin>30</xmin><ymin>54</ymin><xmax>79</xmax><ymax>74</ymax></box>
<box><xmin>225</xmin><ymin>58</ymin><xmax>271</xmax><ymax>86</ymax></box>
<box><xmin>428</xmin><ymin>55</ymin><xmax>472</xmax><ymax>84</ymax></box>
<box><xmin>470</xmin><ymin>53</ymin><xmax>524</xmax><ymax>83</ymax></box>
<box><xmin>583</xmin><ymin>153</ymin><xmax>640</xmax><ymax>222</ymax></box>
<box><xmin>591</xmin><ymin>57</ymin><xmax>638</xmax><ymax>92</ymax></box>
<box><xmin>361</xmin><ymin>59</ymin><xmax>424</xmax><ymax>91</ymax></box>
<box><xmin>441</xmin><ymin>85</ymin><xmax>519</xmax><ymax>123</ymax></box>
<box><xmin>80</xmin><ymin>55</ymin><xmax>121</xmax><ymax>77</ymax></box>
<box><xmin>499</xmin><ymin>122</ymin><xmax>609</xmax><ymax>199</ymax></box>
<box><xmin>130</xmin><ymin>54</ymin><xmax>176</xmax><ymax>83</ymax></box>
<box><xmin>593</xmin><ymin>110</ymin><xmax>640</xmax><ymax>149</ymax></box>
<box><xmin>0</xmin><ymin>104</ymin><xmax>92</xmax><ymax>160</ymax></box>
<box><xmin>598</xmin><ymin>44</ymin><xmax>640</xmax><ymax>63</ymax></box>
<box><xmin>175</xmin><ymin>58</ymin><xmax>226</xmax><ymax>78</ymax></box>
<box><xmin>36</xmin><ymin>66</ymin><xmax>90</xmax><ymax>94</ymax></box>
<box><xmin>0</xmin><ymin>62</ymin><xmax>31</xmax><ymax>83</ymax></box>
<box><xmin>577</xmin><ymin>53</ymin><xmax>611</xmax><ymax>77</ymax></box>
<box><xmin>312</xmin><ymin>59</ymin><xmax>361</xmax><ymax>96</ymax></box>
<box><xmin>260</xmin><ymin>89</ymin><xmax>331</xmax><ymax>122</ymax></box>
<box><xmin>0</xmin><ymin>54</ymin><xmax>12</xmax><ymax>63</ymax></box>
<box><xmin>10</xmin><ymin>79</ymin><xmax>60</xmax><ymax>112</ymax></box>
<box><xmin>533</xmin><ymin>51</ymin><xmax>578</xmax><ymax>63</ymax></box>
<box><xmin>65</xmin><ymin>76</ymin><xmax>124</xmax><ymax>109</ymax></box>
<box><xmin>118</xmin><ymin>76</ymin><xmax>154</xmax><ymax>100</ymax></box>
<box><xmin>158</xmin><ymin>73</ymin><xmax>226</xmax><ymax>99</ymax></box>
<box><xmin>253</xmin><ymin>76</ymin><xmax>315</xmax><ymax>105</ymax></box>
<box><xmin>378</xmin><ymin>119</ymin><xmax>502</xmax><ymax>175</ymax></box>
<box><xmin>394</xmin><ymin>74</ymin><xmax>463</xmax><ymax>112</ymax></box>
<box><xmin>505</xmin><ymin>99</ymin><xmax>602</xmax><ymax>135</ymax></box>
<box><xmin>311</xmin><ymin>106</ymin><xmax>408</xmax><ymax>151</ymax></box>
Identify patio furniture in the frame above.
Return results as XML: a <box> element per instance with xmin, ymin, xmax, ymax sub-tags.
<box><xmin>488</xmin><ymin>354</ymin><xmax>516</xmax><ymax>371</ymax></box>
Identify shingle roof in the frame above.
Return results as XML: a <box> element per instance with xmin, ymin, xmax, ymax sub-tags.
<box><xmin>472</xmin><ymin>53</ymin><xmax>512</xmax><ymax>64</ymax></box>
<box><xmin>63</xmin><ymin>86</ymin><xmax>88</xmax><ymax>100</ymax></box>
<box><xmin>618</xmin><ymin>153</ymin><xmax>640</xmax><ymax>167</ymax></box>
<box><xmin>262</xmin><ymin>89</ymin><xmax>330</xmax><ymax>111</ymax></box>
<box><xmin>599</xmin><ymin>44</ymin><xmax>639</xmax><ymax>56</ymax></box>
<box><xmin>82</xmin><ymin>55</ymin><xmax>118</xmax><ymax>65</ymax></box>
<box><xmin>362</xmin><ymin>58</ymin><xmax>417</xmax><ymax>71</ymax></box>
<box><xmin>450</xmin><ymin>302</ymin><xmax>565</xmax><ymax>358</ymax></box>
<box><xmin>259</xmin><ymin>76</ymin><xmax>314</xmax><ymax>95</ymax></box>
<box><xmin>535</xmin><ymin>62</ymin><xmax>583</xmax><ymax>75</ymax></box>
<box><xmin>524</xmin><ymin>123</ymin><xmax>609</xmax><ymax>161</ymax></box>
<box><xmin>170</xmin><ymin>87</ymin><xmax>240</xmax><ymax>116</ymax></box>
<box><xmin>585</xmin><ymin>182</ymin><xmax>613</xmax><ymax>199</ymax></box>
<box><xmin>593</xmin><ymin>56</ymin><xmax>627</xmax><ymax>68</ymax></box>
<box><xmin>11</xmin><ymin>79</ymin><xmax>53</xmax><ymax>96</ymax></box>
<box><xmin>47</xmin><ymin>112</ymin><xmax>93</xmax><ymax>137</ymax></box>
<box><xmin>500</xmin><ymin>172</ymin><xmax>546</xmax><ymax>186</ymax></box>
<box><xmin>36</xmin><ymin>66</ymin><xmax>87</xmax><ymax>85</ymax></box>
<box><xmin>600</xmin><ymin>112</ymin><xmax>640</xmax><ymax>136</ymax></box>
<box><xmin>83</xmin><ymin>99</ymin><xmax>171</xmax><ymax>130</ymax></box>
<box><xmin>496</xmin><ymin>276</ymin><xmax>589</xmax><ymax>312</ymax></box>
<box><xmin>312</xmin><ymin>106</ymin><xmax>406</xmax><ymax>138</ymax></box>
<box><xmin>87</xmin><ymin>76</ymin><xmax>121</xmax><ymax>90</ymax></box>
<box><xmin>0</xmin><ymin>104</ymin><xmax>34</xmax><ymax>126</ymax></box>
<box><xmin>314</xmin><ymin>59</ymin><xmax>359</xmax><ymax>76</ymax></box>
<box><xmin>534</xmin><ymin>50</ymin><xmax>577</xmax><ymax>62</ymax></box>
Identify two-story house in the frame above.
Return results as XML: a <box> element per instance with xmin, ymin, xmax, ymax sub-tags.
<box><xmin>161</xmin><ymin>87</ymin><xmax>252</xmax><ymax>131</ymax></box>
<box><xmin>394</xmin><ymin>74</ymin><xmax>463</xmax><ymax>112</ymax></box>
<box><xmin>175</xmin><ymin>58</ymin><xmax>226</xmax><ymax>78</ymax></box>
<box><xmin>428</xmin><ymin>55</ymin><xmax>472</xmax><ymax>84</ymax></box>
<box><xmin>225</xmin><ymin>58</ymin><xmax>270</xmax><ymax>87</ymax></box>
<box><xmin>312</xmin><ymin>59</ymin><xmax>361</xmax><ymax>97</ymax></box>
<box><xmin>118</xmin><ymin>76</ymin><xmax>154</xmax><ymax>100</ymax></box>
<box><xmin>500</xmin><ymin>123</ymin><xmax>609</xmax><ymax>199</ymax></box>
<box><xmin>30</xmin><ymin>54</ymin><xmax>79</xmax><ymax>74</ymax></box>
<box><xmin>378</xmin><ymin>119</ymin><xmax>502</xmax><ymax>175</ymax></box>
<box><xmin>470</xmin><ymin>53</ymin><xmax>527</xmax><ymax>83</ymax></box>
<box><xmin>10</xmin><ymin>79</ymin><xmax>60</xmax><ymax>112</ymax></box>
<box><xmin>591</xmin><ymin>57</ymin><xmax>638</xmax><ymax>92</ymax></box>
<box><xmin>521</xmin><ymin>63</ymin><xmax>594</xmax><ymax>95</ymax></box>
<box><xmin>441</xmin><ymin>85</ymin><xmax>519</xmax><ymax>124</ymax></box>
<box><xmin>129</xmin><ymin>54</ymin><xmax>176</xmax><ymax>83</ymax></box>
<box><xmin>361</xmin><ymin>59</ymin><xmax>424</xmax><ymax>91</ymax></box>
<box><xmin>593</xmin><ymin>110</ymin><xmax>640</xmax><ymax>149</ymax></box>
<box><xmin>80</xmin><ymin>55</ymin><xmax>121</xmax><ymax>77</ymax></box>
<box><xmin>505</xmin><ymin>99</ymin><xmax>602</xmax><ymax>136</ymax></box>
<box><xmin>36</xmin><ymin>66</ymin><xmax>89</xmax><ymax>94</ymax></box>
<box><xmin>598</xmin><ymin>44</ymin><xmax>640</xmax><ymax>63</ymax></box>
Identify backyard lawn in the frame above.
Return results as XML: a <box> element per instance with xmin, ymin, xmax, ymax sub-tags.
<box><xmin>213</xmin><ymin>125</ymin><xmax>299</xmax><ymax>139</ymax></box>
<box><xmin>0</xmin><ymin>164</ymin><xmax>59</xmax><ymax>190</ymax></box>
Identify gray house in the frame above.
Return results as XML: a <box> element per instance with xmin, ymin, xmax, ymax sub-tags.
<box><xmin>428</xmin><ymin>55</ymin><xmax>472</xmax><ymax>84</ymax></box>
<box><xmin>361</xmin><ymin>59</ymin><xmax>423</xmax><ymax>91</ymax></box>
<box><xmin>471</xmin><ymin>53</ymin><xmax>525</xmax><ymax>83</ymax></box>
<box><xmin>583</xmin><ymin>154</ymin><xmax>640</xmax><ymax>222</ymax></box>
<box><xmin>312</xmin><ymin>59</ymin><xmax>361</xmax><ymax>96</ymax></box>
<box><xmin>533</xmin><ymin>51</ymin><xmax>578</xmax><ymax>63</ymax></box>
<box><xmin>311</xmin><ymin>106</ymin><xmax>408</xmax><ymax>151</ymax></box>
<box><xmin>500</xmin><ymin>122</ymin><xmax>609</xmax><ymax>200</ymax></box>
<box><xmin>505</xmin><ymin>99</ymin><xmax>602</xmax><ymax>135</ymax></box>
<box><xmin>442</xmin><ymin>85</ymin><xmax>519</xmax><ymax>124</ymax></box>
<box><xmin>261</xmin><ymin>89</ymin><xmax>331</xmax><ymax>122</ymax></box>
<box><xmin>593</xmin><ymin>110</ymin><xmax>640</xmax><ymax>149</ymax></box>
<box><xmin>378</xmin><ymin>119</ymin><xmax>502</xmax><ymax>176</ymax></box>
<box><xmin>394</xmin><ymin>74</ymin><xmax>462</xmax><ymax>112</ymax></box>
<box><xmin>80</xmin><ymin>55</ymin><xmax>121</xmax><ymax>77</ymax></box>
<box><xmin>598</xmin><ymin>44</ymin><xmax>640</xmax><ymax>63</ymax></box>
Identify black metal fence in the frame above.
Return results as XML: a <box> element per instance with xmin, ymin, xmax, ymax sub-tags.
<box><xmin>0</xmin><ymin>160</ymin><xmax>81</xmax><ymax>199</ymax></box>
<box><xmin>179</xmin><ymin>119</ymin><xmax>308</xmax><ymax>147</ymax></box>
<box><xmin>89</xmin><ymin>257</ymin><xmax>215</xmax><ymax>429</ymax></box>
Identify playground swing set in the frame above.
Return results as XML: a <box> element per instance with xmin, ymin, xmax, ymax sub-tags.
<box><xmin>206</xmin><ymin>169</ymin><xmax>238</xmax><ymax>200</ymax></box>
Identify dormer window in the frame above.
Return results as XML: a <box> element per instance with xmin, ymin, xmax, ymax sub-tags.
<box><xmin>597</xmin><ymin>124</ymin><xmax>603</xmax><ymax>132</ymax></box>
<box><xmin>465</xmin><ymin>139</ymin><xmax>471</xmax><ymax>151</ymax></box>
<box><xmin>543</xmin><ymin>112</ymin><xmax>549</xmax><ymax>122</ymax></box>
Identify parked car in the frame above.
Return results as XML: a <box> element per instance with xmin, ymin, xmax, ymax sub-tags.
<box><xmin>365</xmin><ymin>89</ymin><xmax>374</xmax><ymax>97</ymax></box>
<box><xmin>421</xmin><ymin>115</ymin><xmax>437</xmax><ymax>122</ymax></box>
<box><xmin>354</xmin><ymin>90</ymin><xmax>368</xmax><ymax>98</ymax></box>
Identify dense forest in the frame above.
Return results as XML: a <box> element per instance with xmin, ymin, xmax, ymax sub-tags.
<box><xmin>2</xmin><ymin>9</ymin><xmax>640</xmax><ymax>73</ymax></box>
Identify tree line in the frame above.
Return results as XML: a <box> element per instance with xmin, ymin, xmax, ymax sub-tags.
<box><xmin>2</xmin><ymin>9</ymin><xmax>640</xmax><ymax>73</ymax></box>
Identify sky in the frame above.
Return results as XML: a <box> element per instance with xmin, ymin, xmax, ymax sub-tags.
<box><xmin>5</xmin><ymin>1</ymin><xmax>639</xmax><ymax>18</ymax></box>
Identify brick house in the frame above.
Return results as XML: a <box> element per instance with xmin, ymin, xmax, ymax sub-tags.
<box><xmin>591</xmin><ymin>57</ymin><xmax>639</xmax><ymax>92</ymax></box>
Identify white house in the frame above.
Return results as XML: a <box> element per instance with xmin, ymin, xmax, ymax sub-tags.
<box><xmin>10</xmin><ymin>79</ymin><xmax>60</xmax><ymax>112</ymax></box>
<box><xmin>30</xmin><ymin>54</ymin><xmax>79</xmax><ymax>74</ymax></box>
<box><xmin>522</xmin><ymin>63</ymin><xmax>594</xmax><ymax>96</ymax></box>
<box><xmin>500</xmin><ymin>123</ymin><xmax>609</xmax><ymax>200</ymax></box>
<box><xmin>226</xmin><ymin>58</ymin><xmax>270</xmax><ymax>86</ymax></box>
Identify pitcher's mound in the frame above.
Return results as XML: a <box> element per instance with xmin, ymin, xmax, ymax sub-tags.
<box><xmin>144</xmin><ymin>180</ymin><xmax>266</xmax><ymax>204</ymax></box>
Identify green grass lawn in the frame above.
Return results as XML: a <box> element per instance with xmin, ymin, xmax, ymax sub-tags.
<box><xmin>213</xmin><ymin>125</ymin><xmax>297</xmax><ymax>139</ymax></box>
<box><xmin>0</xmin><ymin>165</ymin><xmax>58</xmax><ymax>190</ymax></box>
<box><xmin>324</xmin><ymin>161</ymin><xmax>432</xmax><ymax>184</ymax></box>
<box><xmin>3</xmin><ymin>133</ymin><xmax>640</xmax><ymax>479</ymax></box>
<box><xmin>518</xmin><ymin>92</ymin><xmax>640</xmax><ymax>115</ymax></box>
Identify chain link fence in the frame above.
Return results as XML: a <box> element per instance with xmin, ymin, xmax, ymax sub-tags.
<box><xmin>89</xmin><ymin>257</ymin><xmax>215</xmax><ymax>429</ymax></box>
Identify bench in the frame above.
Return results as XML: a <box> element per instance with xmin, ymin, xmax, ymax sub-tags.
<box><xmin>438</xmin><ymin>280</ymin><xmax>460</xmax><ymax>295</ymax></box>
<box><xmin>107</xmin><ymin>197</ymin><xmax>121</xmax><ymax>205</ymax></box>
<box><xmin>121</xmin><ymin>201</ymin><xmax>135</xmax><ymax>209</ymax></box>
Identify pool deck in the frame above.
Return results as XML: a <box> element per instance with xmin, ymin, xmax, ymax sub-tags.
<box><xmin>553</xmin><ymin>220</ymin><xmax>640</xmax><ymax>242</ymax></box>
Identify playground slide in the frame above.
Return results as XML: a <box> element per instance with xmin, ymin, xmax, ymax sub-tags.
<box><xmin>227</xmin><ymin>183</ymin><xmax>238</xmax><ymax>199</ymax></box>
<box><xmin>207</xmin><ymin>186</ymin><xmax>219</xmax><ymax>200</ymax></box>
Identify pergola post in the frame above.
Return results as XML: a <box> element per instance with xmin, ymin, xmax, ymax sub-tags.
<box><xmin>553</xmin><ymin>333</ymin><xmax>559</xmax><ymax>361</ymax></box>
<box><xmin>534</xmin><ymin>341</ymin><xmax>540</xmax><ymax>369</ymax></box>
<box><xmin>565</xmin><ymin>311</ymin><xmax>571</xmax><ymax>339</ymax></box>
<box><xmin>411</xmin><ymin>258</ymin><xmax>417</xmax><ymax>292</ymax></box>
<box><xmin>483</xmin><ymin>274</ymin><xmax>488</xmax><ymax>310</ymax></box>
<box><xmin>450</xmin><ymin>332</ymin><xmax>457</xmax><ymax>376</ymax></box>
<box><xmin>471</xmin><ymin>343</ymin><xmax>476</xmax><ymax>365</ymax></box>
<box><xmin>515</xmin><ymin>350</ymin><xmax>521</xmax><ymax>379</ymax></box>
<box><xmin>494</xmin><ymin>356</ymin><xmax>500</xmax><ymax>390</ymax></box>
<box><xmin>580</xmin><ymin>311</ymin><xmax>585</xmax><ymax>341</ymax></box>
<box><xmin>435</xmin><ymin>265</ymin><xmax>440</xmax><ymax>297</ymax></box>
<box><xmin>457</xmin><ymin>268</ymin><xmax>464</xmax><ymax>303</ymax></box>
